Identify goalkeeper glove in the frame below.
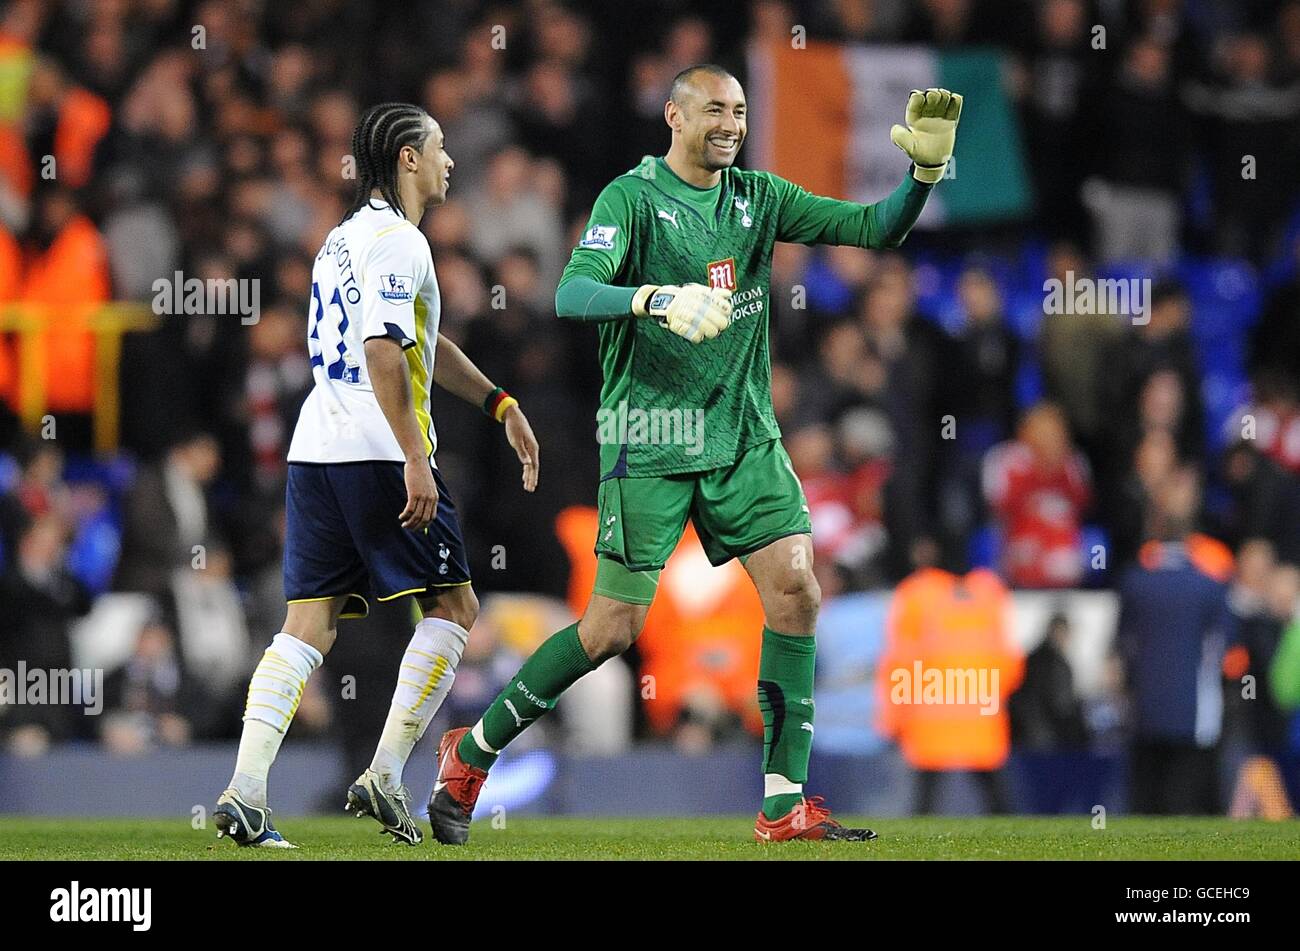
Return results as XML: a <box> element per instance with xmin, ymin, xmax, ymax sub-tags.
<box><xmin>632</xmin><ymin>283</ymin><xmax>733</xmax><ymax>344</ymax></box>
<box><xmin>890</xmin><ymin>87</ymin><xmax>963</xmax><ymax>185</ymax></box>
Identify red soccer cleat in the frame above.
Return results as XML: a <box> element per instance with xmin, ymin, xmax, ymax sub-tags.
<box><xmin>754</xmin><ymin>796</ymin><xmax>877</xmax><ymax>842</ymax></box>
<box><xmin>426</xmin><ymin>727</ymin><xmax>488</xmax><ymax>845</ymax></box>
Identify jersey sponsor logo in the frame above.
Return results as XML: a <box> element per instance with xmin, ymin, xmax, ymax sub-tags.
<box><xmin>728</xmin><ymin>284</ymin><xmax>766</xmax><ymax>323</ymax></box>
<box><xmin>656</xmin><ymin>209</ymin><xmax>679</xmax><ymax>228</ymax></box>
<box><xmin>706</xmin><ymin>257</ymin><xmax>736</xmax><ymax>291</ymax></box>
<box><xmin>378</xmin><ymin>274</ymin><xmax>414</xmax><ymax>303</ymax></box>
<box><xmin>580</xmin><ymin>224</ymin><xmax>618</xmax><ymax>249</ymax></box>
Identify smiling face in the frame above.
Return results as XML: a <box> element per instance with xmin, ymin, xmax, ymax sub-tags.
<box><xmin>666</xmin><ymin>70</ymin><xmax>747</xmax><ymax>174</ymax></box>
<box><xmin>403</xmin><ymin>117</ymin><xmax>455</xmax><ymax>207</ymax></box>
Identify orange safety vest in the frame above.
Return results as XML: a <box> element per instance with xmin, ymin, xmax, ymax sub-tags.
<box><xmin>0</xmin><ymin>222</ymin><xmax>20</xmax><ymax>403</ymax></box>
<box><xmin>877</xmin><ymin>568</ymin><xmax>1024</xmax><ymax>771</ymax></box>
<box><xmin>1138</xmin><ymin>533</ymin><xmax>1234</xmax><ymax>583</ymax></box>
<box><xmin>55</xmin><ymin>88</ymin><xmax>111</xmax><ymax>190</ymax></box>
<box><xmin>17</xmin><ymin>214</ymin><xmax>110</xmax><ymax>412</ymax></box>
<box><xmin>0</xmin><ymin>122</ymin><xmax>31</xmax><ymax>199</ymax></box>
<box><xmin>555</xmin><ymin>506</ymin><xmax>768</xmax><ymax>735</ymax></box>
<box><xmin>1138</xmin><ymin>534</ymin><xmax>1239</xmax><ymax>677</ymax></box>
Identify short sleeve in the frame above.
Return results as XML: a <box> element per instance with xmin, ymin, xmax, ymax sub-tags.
<box><xmin>360</xmin><ymin>223</ymin><xmax>429</xmax><ymax>349</ymax></box>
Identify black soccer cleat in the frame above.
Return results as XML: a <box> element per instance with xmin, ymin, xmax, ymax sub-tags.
<box><xmin>427</xmin><ymin>727</ymin><xmax>488</xmax><ymax>845</ymax></box>
<box><xmin>346</xmin><ymin>769</ymin><xmax>423</xmax><ymax>845</ymax></box>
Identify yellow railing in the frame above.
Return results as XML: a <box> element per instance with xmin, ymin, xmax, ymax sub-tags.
<box><xmin>0</xmin><ymin>303</ymin><xmax>160</xmax><ymax>453</ymax></box>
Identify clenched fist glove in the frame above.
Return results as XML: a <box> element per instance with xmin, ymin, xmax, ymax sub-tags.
<box><xmin>890</xmin><ymin>87</ymin><xmax>963</xmax><ymax>184</ymax></box>
<box><xmin>632</xmin><ymin>283</ymin><xmax>734</xmax><ymax>343</ymax></box>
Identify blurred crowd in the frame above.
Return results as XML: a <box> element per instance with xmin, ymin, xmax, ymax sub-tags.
<box><xmin>2</xmin><ymin>0</ymin><xmax>1300</xmax><ymax>815</ymax></box>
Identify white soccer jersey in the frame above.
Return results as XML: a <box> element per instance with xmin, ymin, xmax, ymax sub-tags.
<box><xmin>287</xmin><ymin>200</ymin><xmax>441</xmax><ymax>465</ymax></box>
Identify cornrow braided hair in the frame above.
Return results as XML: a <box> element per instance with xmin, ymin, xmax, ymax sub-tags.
<box><xmin>342</xmin><ymin>102</ymin><xmax>433</xmax><ymax>224</ymax></box>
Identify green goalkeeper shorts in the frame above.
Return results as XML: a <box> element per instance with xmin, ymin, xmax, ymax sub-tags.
<box><xmin>594</xmin><ymin>437</ymin><xmax>812</xmax><ymax>573</ymax></box>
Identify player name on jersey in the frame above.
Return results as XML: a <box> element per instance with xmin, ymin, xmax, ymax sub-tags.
<box><xmin>287</xmin><ymin>201</ymin><xmax>443</xmax><ymax>466</ymax></box>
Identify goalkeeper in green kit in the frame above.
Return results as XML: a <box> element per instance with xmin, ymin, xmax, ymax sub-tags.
<box><xmin>429</xmin><ymin>65</ymin><xmax>962</xmax><ymax>843</ymax></box>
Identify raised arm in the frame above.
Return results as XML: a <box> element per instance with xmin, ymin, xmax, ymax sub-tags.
<box><xmin>771</xmin><ymin>87</ymin><xmax>962</xmax><ymax>250</ymax></box>
<box><xmin>769</xmin><ymin>172</ymin><xmax>933</xmax><ymax>250</ymax></box>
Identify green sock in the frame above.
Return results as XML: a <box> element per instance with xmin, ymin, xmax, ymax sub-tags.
<box><xmin>458</xmin><ymin>622</ymin><xmax>596</xmax><ymax>771</ymax></box>
<box><xmin>757</xmin><ymin>627</ymin><xmax>817</xmax><ymax>820</ymax></box>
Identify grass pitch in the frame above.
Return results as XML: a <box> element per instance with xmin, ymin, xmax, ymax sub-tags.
<box><xmin>1</xmin><ymin>815</ymin><xmax>1296</xmax><ymax>860</ymax></box>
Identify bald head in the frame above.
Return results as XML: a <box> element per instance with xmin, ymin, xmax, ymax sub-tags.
<box><xmin>670</xmin><ymin>64</ymin><xmax>737</xmax><ymax>105</ymax></box>
<box><xmin>664</xmin><ymin>64</ymin><xmax>746</xmax><ymax>181</ymax></box>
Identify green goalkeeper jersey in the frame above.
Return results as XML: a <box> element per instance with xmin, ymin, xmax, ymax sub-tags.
<box><xmin>557</xmin><ymin>155</ymin><xmax>933</xmax><ymax>478</ymax></box>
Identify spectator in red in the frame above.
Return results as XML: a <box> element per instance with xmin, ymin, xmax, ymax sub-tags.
<box><xmin>983</xmin><ymin>402</ymin><xmax>1092</xmax><ymax>588</ymax></box>
<box><xmin>1230</xmin><ymin>372</ymin><xmax>1300</xmax><ymax>477</ymax></box>
<box><xmin>787</xmin><ymin>423</ymin><xmax>845</xmax><ymax>560</ymax></box>
<box><xmin>10</xmin><ymin>436</ymin><xmax>66</xmax><ymax>522</ymax></box>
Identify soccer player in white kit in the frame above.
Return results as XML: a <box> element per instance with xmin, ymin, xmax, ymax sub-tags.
<box><xmin>214</xmin><ymin>103</ymin><xmax>539</xmax><ymax>847</ymax></box>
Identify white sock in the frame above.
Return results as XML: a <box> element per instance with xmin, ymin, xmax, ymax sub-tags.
<box><xmin>764</xmin><ymin>773</ymin><xmax>802</xmax><ymax>798</ymax></box>
<box><xmin>229</xmin><ymin>632</ymin><xmax>323</xmax><ymax>806</ymax></box>
<box><xmin>369</xmin><ymin>617</ymin><xmax>468</xmax><ymax>791</ymax></box>
<box><xmin>470</xmin><ymin>720</ymin><xmax>499</xmax><ymax>755</ymax></box>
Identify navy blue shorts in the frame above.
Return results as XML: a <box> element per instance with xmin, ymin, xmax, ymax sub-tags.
<box><xmin>284</xmin><ymin>461</ymin><xmax>472</xmax><ymax>619</ymax></box>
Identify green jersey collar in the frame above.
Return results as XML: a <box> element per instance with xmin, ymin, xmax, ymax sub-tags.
<box><xmin>652</xmin><ymin>157</ymin><xmax>728</xmax><ymax>226</ymax></box>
